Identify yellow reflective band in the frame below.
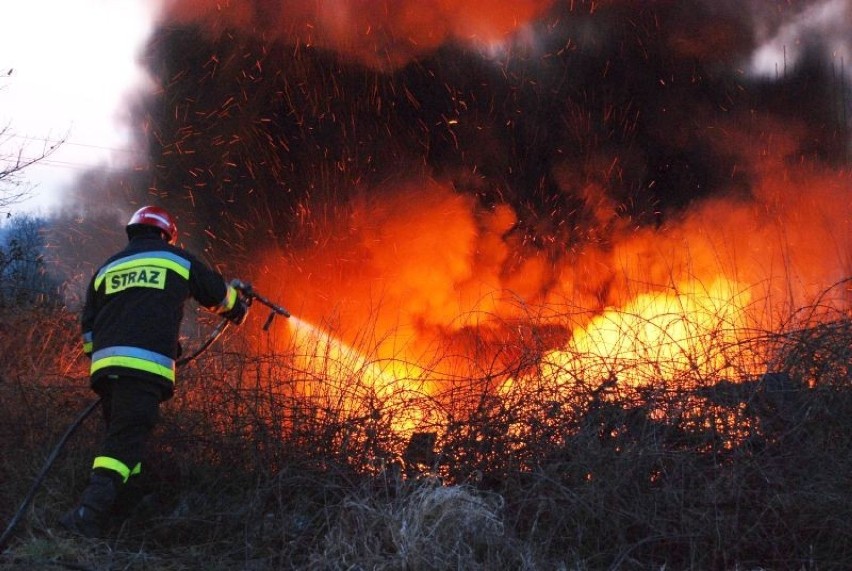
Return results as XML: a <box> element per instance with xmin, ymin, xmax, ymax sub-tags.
<box><xmin>93</xmin><ymin>456</ymin><xmax>132</xmax><ymax>483</ymax></box>
<box><xmin>83</xmin><ymin>341</ymin><xmax>93</xmax><ymax>354</ymax></box>
<box><xmin>130</xmin><ymin>463</ymin><xmax>141</xmax><ymax>477</ymax></box>
<box><xmin>216</xmin><ymin>285</ymin><xmax>238</xmax><ymax>314</ymax></box>
<box><xmin>91</xmin><ymin>355</ymin><xmax>176</xmax><ymax>383</ymax></box>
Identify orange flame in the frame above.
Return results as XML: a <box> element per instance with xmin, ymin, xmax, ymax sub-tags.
<box><xmin>252</xmin><ymin>145</ymin><xmax>850</xmax><ymax>435</ymax></box>
<box><xmin>536</xmin><ymin>277</ymin><xmax>756</xmax><ymax>391</ymax></box>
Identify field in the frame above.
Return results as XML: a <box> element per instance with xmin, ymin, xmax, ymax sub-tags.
<box><xmin>0</xmin><ymin>287</ymin><xmax>850</xmax><ymax>570</ymax></box>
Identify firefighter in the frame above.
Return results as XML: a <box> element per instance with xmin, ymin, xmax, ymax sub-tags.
<box><xmin>59</xmin><ymin>205</ymin><xmax>249</xmax><ymax>538</ymax></box>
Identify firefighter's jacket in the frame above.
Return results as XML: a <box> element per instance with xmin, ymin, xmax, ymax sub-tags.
<box><xmin>81</xmin><ymin>235</ymin><xmax>238</xmax><ymax>395</ymax></box>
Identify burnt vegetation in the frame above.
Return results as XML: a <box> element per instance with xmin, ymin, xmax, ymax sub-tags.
<box><xmin>0</xmin><ymin>282</ymin><xmax>850</xmax><ymax>570</ymax></box>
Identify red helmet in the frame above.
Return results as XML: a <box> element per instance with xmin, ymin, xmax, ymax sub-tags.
<box><xmin>126</xmin><ymin>206</ymin><xmax>178</xmax><ymax>244</ymax></box>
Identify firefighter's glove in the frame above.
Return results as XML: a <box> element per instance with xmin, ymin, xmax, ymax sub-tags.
<box><xmin>223</xmin><ymin>297</ymin><xmax>249</xmax><ymax>325</ymax></box>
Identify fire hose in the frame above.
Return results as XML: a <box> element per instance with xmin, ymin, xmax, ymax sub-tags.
<box><xmin>0</xmin><ymin>281</ymin><xmax>289</xmax><ymax>552</ymax></box>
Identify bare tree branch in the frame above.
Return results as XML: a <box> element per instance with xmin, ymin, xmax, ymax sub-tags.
<box><xmin>0</xmin><ymin>124</ymin><xmax>65</xmax><ymax>216</ymax></box>
<box><xmin>1</xmin><ymin>68</ymin><xmax>66</xmax><ymax>216</ymax></box>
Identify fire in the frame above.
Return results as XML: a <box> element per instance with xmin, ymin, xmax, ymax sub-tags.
<box><xmin>147</xmin><ymin>0</ymin><xmax>851</xmax><ymax>433</ymax></box>
<box><xmin>275</xmin><ymin>274</ymin><xmax>762</xmax><ymax>434</ymax></box>
<box><xmin>250</xmin><ymin>155</ymin><xmax>849</xmax><ymax>444</ymax></box>
<box><xmin>537</xmin><ymin>277</ymin><xmax>756</xmax><ymax>391</ymax></box>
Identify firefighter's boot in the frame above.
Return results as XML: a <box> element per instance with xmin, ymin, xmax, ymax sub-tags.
<box><xmin>59</xmin><ymin>473</ymin><xmax>118</xmax><ymax>538</ymax></box>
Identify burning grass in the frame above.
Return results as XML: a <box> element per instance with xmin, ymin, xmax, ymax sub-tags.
<box><xmin>0</xmin><ymin>281</ymin><xmax>850</xmax><ymax>570</ymax></box>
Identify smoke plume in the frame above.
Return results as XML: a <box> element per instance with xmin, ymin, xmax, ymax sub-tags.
<box><xmin>162</xmin><ymin>0</ymin><xmax>556</xmax><ymax>70</ymax></box>
<box><xmin>58</xmin><ymin>0</ymin><xmax>850</xmax><ymax>368</ymax></box>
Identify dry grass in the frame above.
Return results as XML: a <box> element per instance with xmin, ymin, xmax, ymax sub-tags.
<box><xmin>0</xmin><ymin>287</ymin><xmax>850</xmax><ymax>570</ymax></box>
<box><xmin>309</xmin><ymin>479</ymin><xmax>512</xmax><ymax>570</ymax></box>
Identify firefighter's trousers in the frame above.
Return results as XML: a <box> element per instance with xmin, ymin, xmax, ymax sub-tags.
<box><xmin>92</xmin><ymin>374</ymin><xmax>164</xmax><ymax>484</ymax></box>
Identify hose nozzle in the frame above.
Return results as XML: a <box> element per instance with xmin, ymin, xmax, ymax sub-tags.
<box><xmin>230</xmin><ymin>278</ymin><xmax>291</xmax><ymax>330</ymax></box>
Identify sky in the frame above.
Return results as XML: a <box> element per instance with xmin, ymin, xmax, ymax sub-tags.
<box><xmin>0</xmin><ymin>0</ymin><xmax>156</xmax><ymax>217</ymax></box>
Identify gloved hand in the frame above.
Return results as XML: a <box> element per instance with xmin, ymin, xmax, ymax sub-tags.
<box><xmin>223</xmin><ymin>297</ymin><xmax>249</xmax><ymax>325</ymax></box>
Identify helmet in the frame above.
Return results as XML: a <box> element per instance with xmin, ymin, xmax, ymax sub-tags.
<box><xmin>126</xmin><ymin>206</ymin><xmax>178</xmax><ymax>244</ymax></box>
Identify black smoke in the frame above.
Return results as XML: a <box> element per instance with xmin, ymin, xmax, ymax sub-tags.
<box><xmin>133</xmin><ymin>1</ymin><xmax>846</xmax><ymax>252</ymax></box>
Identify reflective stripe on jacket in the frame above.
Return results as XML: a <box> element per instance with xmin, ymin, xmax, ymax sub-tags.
<box><xmin>91</xmin><ymin>346</ymin><xmax>176</xmax><ymax>383</ymax></box>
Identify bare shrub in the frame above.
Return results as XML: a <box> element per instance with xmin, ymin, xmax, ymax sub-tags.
<box><xmin>1</xmin><ymin>281</ymin><xmax>850</xmax><ymax>569</ymax></box>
